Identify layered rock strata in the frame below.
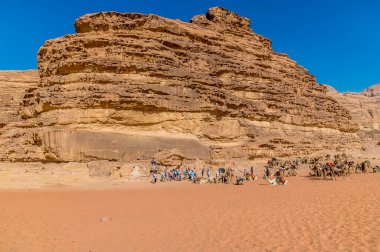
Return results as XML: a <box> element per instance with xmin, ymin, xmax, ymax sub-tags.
<box><xmin>0</xmin><ymin>7</ymin><xmax>362</xmax><ymax>162</ymax></box>
<box><xmin>0</xmin><ymin>70</ymin><xmax>38</xmax><ymax>125</ymax></box>
<box><xmin>327</xmin><ymin>84</ymin><xmax>380</xmax><ymax>156</ymax></box>
<box><xmin>364</xmin><ymin>83</ymin><xmax>380</xmax><ymax>97</ymax></box>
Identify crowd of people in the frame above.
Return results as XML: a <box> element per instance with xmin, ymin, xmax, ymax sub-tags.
<box><xmin>149</xmin><ymin>155</ymin><xmax>379</xmax><ymax>186</ymax></box>
<box><xmin>150</xmin><ymin>161</ymin><xmax>214</xmax><ymax>184</ymax></box>
<box><xmin>149</xmin><ymin>158</ymin><xmax>263</xmax><ymax>185</ymax></box>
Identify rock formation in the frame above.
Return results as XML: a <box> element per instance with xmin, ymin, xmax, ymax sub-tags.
<box><xmin>326</xmin><ymin>84</ymin><xmax>380</xmax><ymax>157</ymax></box>
<box><xmin>363</xmin><ymin>83</ymin><xmax>380</xmax><ymax>97</ymax></box>
<box><xmin>0</xmin><ymin>70</ymin><xmax>38</xmax><ymax>126</ymax></box>
<box><xmin>0</xmin><ymin>71</ymin><xmax>40</xmax><ymax>160</ymax></box>
<box><xmin>0</xmin><ymin>7</ymin><xmax>364</xmax><ymax>163</ymax></box>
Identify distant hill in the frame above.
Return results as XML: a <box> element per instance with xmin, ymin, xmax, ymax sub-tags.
<box><xmin>363</xmin><ymin>83</ymin><xmax>380</xmax><ymax>97</ymax></box>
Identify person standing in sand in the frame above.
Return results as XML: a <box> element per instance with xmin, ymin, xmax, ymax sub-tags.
<box><xmin>250</xmin><ymin>166</ymin><xmax>254</xmax><ymax>176</ymax></box>
<box><xmin>151</xmin><ymin>172</ymin><xmax>157</xmax><ymax>184</ymax></box>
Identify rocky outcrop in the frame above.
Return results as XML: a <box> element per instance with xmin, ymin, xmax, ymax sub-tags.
<box><xmin>326</xmin><ymin>85</ymin><xmax>380</xmax><ymax>157</ymax></box>
<box><xmin>363</xmin><ymin>83</ymin><xmax>380</xmax><ymax>97</ymax></box>
<box><xmin>327</xmin><ymin>89</ymin><xmax>380</xmax><ymax>132</ymax></box>
<box><xmin>0</xmin><ymin>71</ymin><xmax>40</xmax><ymax>160</ymax></box>
<box><xmin>0</xmin><ymin>7</ymin><xmax>362</xmax><ymax>163</ymax></box>
<box><xmin>0</xmin><ymin>70</ymin><xmax>38</xmax><ymax>126</ymax></box>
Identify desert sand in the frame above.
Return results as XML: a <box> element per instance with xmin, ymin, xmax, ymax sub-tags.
<box><xmin>1</xmin><ymin>170</ymin><xmax>379</xmax><ymax>252</ymax></box>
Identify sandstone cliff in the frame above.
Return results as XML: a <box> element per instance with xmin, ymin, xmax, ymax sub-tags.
<box><xmin>0</xmin><ymin>71</ymin><xmax>40</xmax><ymax>160</ymax></box>
<box><xmin>363</xmin><ymin>83</ymin><xmax>380</xmax><ymax>97</ymax></box>
<box><xmin>0</xmin><ymin>70</ymin><xmax>38</xmax><ymax>125</ymax></box>
<box><xmin>0</xmin><ymin>7</ymin><xmax>363</xmax><ymax>163</ymax></box>
<box><xmin>326</xmin><ymin>85</ymin><xmax>380</xmax><ymax>157</ymax></box>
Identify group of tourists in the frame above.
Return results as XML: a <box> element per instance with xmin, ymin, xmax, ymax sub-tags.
<box><xmin>150</xmin><ymin>159</ymin><xmax>214</xmax><ymax>184</ymax></box>
<box><xmin>149</xmin><ymin>158</ymin><xmax>261</xmax><ymax>185</ymax></box>
<box><xmin>149</xmin><ymin>155</ymin><xmax>379</xmax><ymax>186</ymax></box>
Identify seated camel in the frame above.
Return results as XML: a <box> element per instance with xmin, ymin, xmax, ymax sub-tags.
<box><xmin>373</xmin><ymin>165</ymin><xmax>380</xmax><ymax>173</ymax></box>
<box><xmin>244</xmin><ymin>174</ymin><xmax>258</xmax><ymax>181</ymax></box>
<box><xmin>355</xmin><ymin>160</ymin><xmax>371</xmax><ymax>173</ymax></box>
<box><xmin>264</xmin><ymin>174</ymin><xmax>288</xmax><ymax>186</ymax></box>
<box><xmin>193</xmin><ymin>177</ymin><xmax>209</xmax><ymax>184</ymax></box>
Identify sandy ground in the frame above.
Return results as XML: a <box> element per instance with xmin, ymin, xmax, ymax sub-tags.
<box><xmin>0</xmin><ymin>171</ymin><xmax>379</xmax><ymax>252</ymax></box>
<box><xmin>0</xmin><ymin>162</ymin><xmax>150</xmax><ymax>189</ymax></box>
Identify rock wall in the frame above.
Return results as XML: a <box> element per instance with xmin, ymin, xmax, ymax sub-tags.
<box><xmin>0</xmin><ymin>7</ymin><xmax>363</xmax><ymax>162</ymax></box>
<box><xmin>327</xmin><ymin>84</ymin><xmax>380</xmax><ymax>157</ymax></box>
<box><xmin>0</xmin><ymin>70</ymin><xmax>38</xmax><ymax>125</ymax></box>
<box><xmin>0</xmin><ymin>71</ymin><xmax>41</xmax><ymax>160</ymax></box>
<box><xmin>363</xmin><ymin>83</ymin><xmax>380</xmax><ymax>97</ymax></box>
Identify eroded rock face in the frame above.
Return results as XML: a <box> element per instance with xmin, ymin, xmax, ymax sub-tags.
<box><xmin>363</xmin><ymin>83</ymin><xmax>380</xmax><ymax>97</ymax></box>
<box><xmin>0</xmin><ymin>7</ymin><xmax>363</xmax><ymax>162</ymax></box>
<box><xmin>0</xmin><ymin>71</ymin><xmax>42</xmax><ymax>161</ymax></box>
<box><xmin>326</xmin><ymin>85</ymin><xmax>380</xmax><ymax>157</ymax></box>
<box><xmin>0</xmin><ymin>70</ymin><xmax>38</xmax><ymax>125</ymax></box>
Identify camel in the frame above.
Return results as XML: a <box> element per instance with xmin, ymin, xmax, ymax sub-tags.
<box><xmin>285</xmin><ymin>164</ymin><xmax>298</xmax><ymax>177</ymax></box>
<box><xmin>193</xmin><ymin>177</ymin><xmax>209</xmax><ymax>184</ymax></box>
<box><xmin>323</xmin><ymin>164</ymin><xmax>337</xmax><ymax>180</ymax></box>
<box><xmin>219</xmin><ymin>168</ymin><xmax>234</xmax><ymax>184</ymax></box>
<box><xmin>363</xmin><ymin>160</ymin><xmax>372</xmax><ymax>173</ymax></box>
<box><xmin>347</xmin><ymin>161</ymin><xmax>355</xmax><ymax>175</ymax></box>
<box><xmin>264</xmin><ymin>174</ymin><xmax>288</xmax><ymax>186</ymax></box>
<box><xmin>373</xmin><ymin>165</ymin><xmax>380</xmax><ymax>173</ymax></box>
<box><xmin>309</xmin><ymin>158</ymin><xmax>377</xmax><ymax>179</ymax></box>
<box><xmin>355</xmin><ymin>160</ymin><xmax>371</xmax><ymax>173</ymax></box>
<box><xmin>244</xmin><ymin>173</ymin><xmax>258</xmax><ymax>181</ymax></box>
<box><xmin>309</xmin><ymin>163</ymin><xmax>325</xmax><ymax>178</ymax></box>
<box><xmin>309</xmin><ymin>163</ymin><xmax>337</xmax><ymax>180</ymax></box>
<box><xmin>215</xmin><ymin>168</ymin><xmax>234</xmax><ymax>184</ymax></box>
<box><xmin>333</xmin><ymin>162</ymin><xmax>349</xmax><ymax>177</ymax></box>
<box><xmin>354</xmin><ymin>164</ymin><xmax>361</xmax><ymax>174</ymax></box>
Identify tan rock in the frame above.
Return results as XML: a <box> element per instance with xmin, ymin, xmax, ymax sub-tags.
<box><xmin>363</xmin><ymin>83</ymin><xmax>380</xmax><ymax>97</ymax></box>
<box><xmin>327</xmin><ymin>85</ymin><xmax>380</xmax><ymax>158</ymax></box>
<box><xmin>0</xmin><ymin>70</ymin><xmax>38</xmax><ymax>125</ymax></box>
<box><xmin>0</xmin><ymin>7</ymin><xmax>365</xmax><ymax>163</ymax></box>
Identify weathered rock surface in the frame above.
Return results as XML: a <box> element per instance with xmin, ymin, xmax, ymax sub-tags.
<box><xmin>0</xmin><ymin>70</ymin><xmax>40</xmax><ymax>160</ymax></box>
<box><xmin>363</xmin><ymin>83</ymin><xmax>380</xmax><ymax>97</ymax></box>
<box><xmin>326</xmin><ymin>85</ymin><xmax>380</xmax><ymax>157</ymax></box>
<box><xmin>0</xmin><ymin>70</ymin><xmax>38</xmax><ymax>126</ymax></box>
<box><xmin>0</xmin><ymin>7</ymin><xmax>364</xmax><ymax>163</ymax></box>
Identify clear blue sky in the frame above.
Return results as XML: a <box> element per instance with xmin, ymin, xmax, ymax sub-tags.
<box><xmin>0</xmin><ymin>0</ymin><xmax>379</xmax><ymax>92</ymax></box>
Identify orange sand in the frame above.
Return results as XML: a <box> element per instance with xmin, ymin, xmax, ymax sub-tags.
<box><xmin>0</xmin><ymin>173</ymin><xmax>379</xmax><ymax>252</ymax></box>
